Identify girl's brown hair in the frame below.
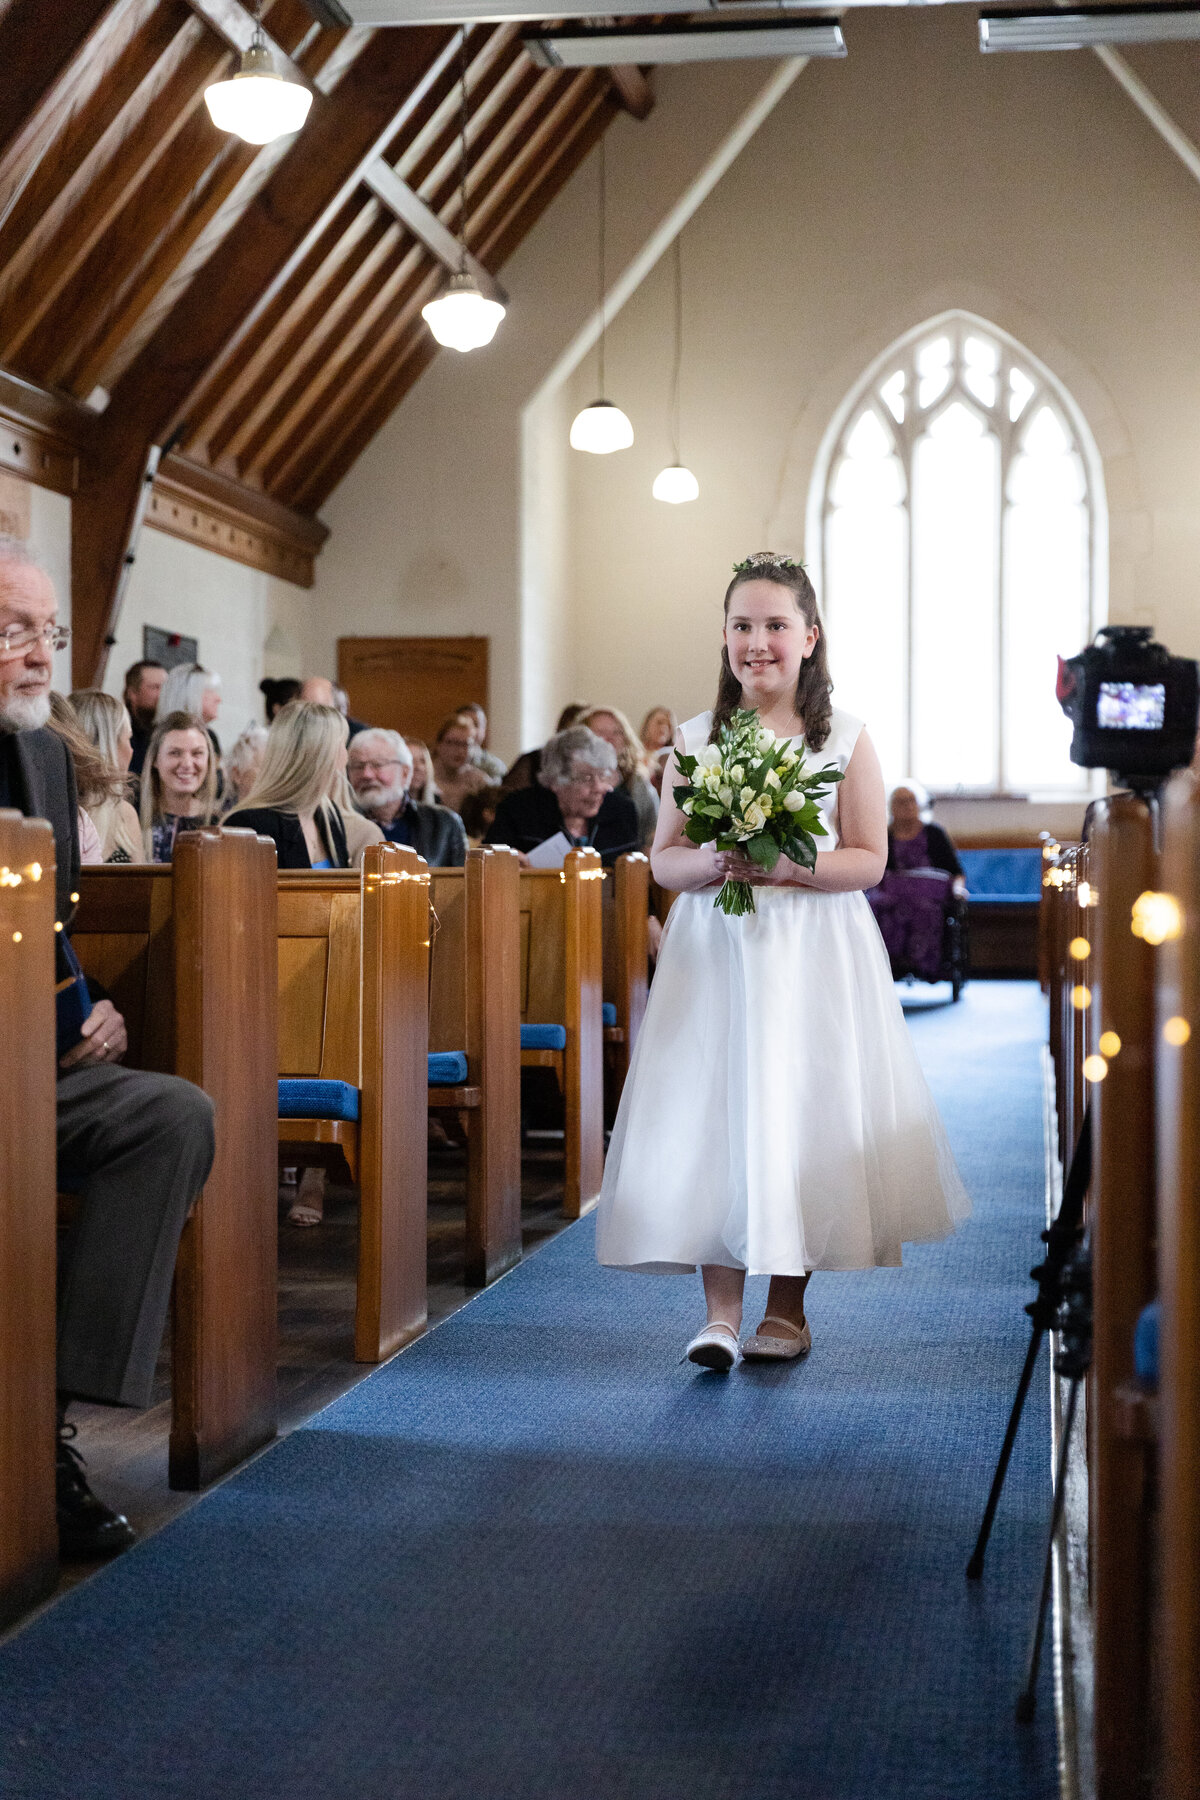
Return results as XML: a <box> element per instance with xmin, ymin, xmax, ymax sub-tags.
<box><xmin>48</xmin><ymin>691</ymin><xmax>126</xmax><ymax>809</ymax></box>
<box><xmin>711</xmin><ymin>558</ymin><xmax>833</xmax><ymax>750</ymax></box>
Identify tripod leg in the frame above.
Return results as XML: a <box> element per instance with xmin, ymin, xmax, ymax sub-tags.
<box><xmin>1015</xmin><ymin>1376</ymin><xmax>1081</xmax><ymax>1723</ymax></box>
<box><xmin>967</xmin><ymin>1324</ymin><xmax>1046</xmax><ymax>1579</ymax></box>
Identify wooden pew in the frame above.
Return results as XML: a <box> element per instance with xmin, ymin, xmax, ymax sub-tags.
<box><xmin>602</xmin><ymin>851</ymin><xmax>649</xmax><ymax>1116</ymax></box>
<box><xmin>1087</xmin><ymin>795</ymin><xmax>1157</xmax><ymax>1800</ymax></box>
<box><xmin>519</xmin><ymin>850</ymin><xmax>604</xmax><ymax>1218</ymax></box>
<box><xmin>0</xmin><ymin>813</ymin><xmax>57</xmax><ymax>1629</ymax></box>
<box><xmin>428</xmin><ymin>847</ymin><xmax>522</xmax><ymax>1286</ymax></box>
<box><xmin>277</xmin><ymin>843</ymin><xmax>430</xmax><ymax>1361</ymax></box>
<box><xmin>72</xmin><ymin>829</ymin><xmax>278</xmax><ymax>1490</ymax></box>
<box><xmin>1154</xmin><ymin>772</ymin><xmax>1200</xmax><ymax>1800</ymax></box>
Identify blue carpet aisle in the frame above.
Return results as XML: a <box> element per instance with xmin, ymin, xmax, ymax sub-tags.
<box><xmin>1</xmin><ymin>984</ymin><xmax>1056</xmax><ymax>1800</ymax></box>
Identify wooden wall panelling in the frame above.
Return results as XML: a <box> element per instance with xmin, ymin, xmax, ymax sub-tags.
<box><xmin>1155</xmin><ymin>771</ymin><xmax>1200</xmax><ymax>1800</ymax></box>
<box><xmin>0</xmin><ymin>815</ymin><xmax>58</xmax><ymax>1631</ymax></box>
<box><xmin>1089</xmin><ymin>795</ymin><xmax>1157</xmax><ymax>1799</ymax></box>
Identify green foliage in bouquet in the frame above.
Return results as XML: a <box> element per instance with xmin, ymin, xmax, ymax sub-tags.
<box><xmin>673</xmin><ymin>708</ymin><xmax>844</xmax><ymax>916</ymax></box>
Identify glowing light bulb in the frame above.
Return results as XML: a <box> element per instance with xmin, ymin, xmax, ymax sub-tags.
<box><xmin>652</xmin><ymin>464</ymin><xmax>699</xmax><ymax>504</ymax></box>
<box><xmin>1131</xmin><ymin>890</ymin><xmax>1183</xmax><ymax>945</ymax></box>
<box><xmin>570</xmin><ymin>400</ymin><xmax>634</xmax><ymax>454</ymax></box>
<box><xmin>204</xmin><ymin>38</ymin><xmax>312</xmax><ymax>146</ymax></box>
<box><xmin>421</xmin><ymin>270</ymin><xmax>505</xmax><ymax>352</ymax></box>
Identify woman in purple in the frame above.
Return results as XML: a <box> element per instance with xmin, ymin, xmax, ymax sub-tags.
<box><xmin>867</xmin><ymin>782</ymin><xmax>966</xmax><ymax>981</ymax></box>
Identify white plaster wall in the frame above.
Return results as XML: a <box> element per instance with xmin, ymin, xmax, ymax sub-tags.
<box><xmin>27</xmin><ymin>485</ymin><xmax>72</xmax><ymax>694</ymax></box>
<box><xmin>559</xmin><ymin>10</ymin><xmax>1200</xmax><ymax>829</ymax></box>
<box><xmin>102</xmin><ymin>527</ymin><xmax>310</xmax><ymax>737</ymax></box>
<box><xmin>309</xmin><ymin>58</ymin><xmax>794</xmax><ymax>764</ymax></box>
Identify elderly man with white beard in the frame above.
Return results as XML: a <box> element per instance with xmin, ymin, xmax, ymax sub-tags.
<box><xmin>346</xmin><ymin>728</ymin><xmax>467</xmax><ymax>867</ymax></box>
<box><xmin>0</xmin><ymin>541</ymin><xmax>215</xmax><ymax>1561</ymax></box>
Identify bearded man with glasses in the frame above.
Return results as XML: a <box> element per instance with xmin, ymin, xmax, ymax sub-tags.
<box><xmin>346</xmin><ymin>727</ymin><xmax>467</xmax><ymax>867</ymax></box>
<box><xmin>0</xmin><ymin>541</ymin><xmax>215</xmax><ymax>1562</ymax></box>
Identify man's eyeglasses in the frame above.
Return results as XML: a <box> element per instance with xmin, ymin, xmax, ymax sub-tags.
<box><xmin>348</xmin><ymin>757</ymin><xmax>403</xmax><ymax>775</ymax></box>
<box><xmin>0</xmin><ymin>622</ymin><xmax>70</xmax><ymax>657</ymax></box>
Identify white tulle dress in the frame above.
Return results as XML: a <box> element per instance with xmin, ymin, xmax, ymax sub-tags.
<box><xmin>595</xmin><ymin>707</ymin><xmax>971</xmax><ymax>1275</ymax></box>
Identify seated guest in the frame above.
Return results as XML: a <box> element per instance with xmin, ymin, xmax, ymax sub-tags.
<box><xmin>66</xmin><ymin>689</ymin><xmax>144</xmax><ymax>862</ymax></box>
<box><xmin>347</xmin><ymin>729</ymin><xmax>467</xmax><ymax>866</ymax></box>
<box><xmin>455</xmin><ymin>701</ymin><xmax>505</xmax><ymax>780</ymax></box>
<box><xmin>49</xmin><ymin>692</ymin><xmax>110</xmax><ymax>864</ymax></box>
<box><xmin>297</xmin><ymin>676</ymin><xmax>368</xmax><ymax>740</ymax></box>
<box><xmin>405</xmin><ymin>737</ymin><xmax>437</xmax><ymax>804</ymax></box>
<box><xmin>123</xmin><ymin>658</ymin><xmax>166</xmax><ymax>778</ymax></box>
<box><xmin>581</xmin><ymin>705</ymin><xmax>659</xmax><ymax>850</ymax></box>
<box><xmin>331</xmin><ymin>682</ymin><xmax>370</xmax><ymax>741</ymax></box>
<box><xmin>158</xmin><ymin>662</ymin><xmax>223</xmax><ymax>787</ymax></box>
<box><xmin>486</xmin><ymin>724</ymin><xmax>638</xmax><ymax>866</ymax></box>
<box><xmin>458</xmin><ymin>785</ymin><xmax>499</xmax><ymax>848</ymax></box>
<box><xmin>140</xmin><ymin>711</ymin><xmax>219</xmax><ymax>861</ymax></box>
<box><xmin>639</xmin><ymin>705</ymin><xmax>677</xmax><ymax>757</ymax></box>
<box><xmin>327</xmin><ymin>767</ymin><xmax>384</xmax><ymax>866</ymax></box>
<box><xmin>867</xmin><ymin>781</ymin><xmax>966</xmax><ymax>980</ymax></box>
<box><xmin>225</xmin><ymin>700</ymin><xmax>352</xmax><ymax>869</ymax></box>
<box><xmin>500</xmin><ymin>702</ymin><xmax>591</xmax><ymax>796</ymax></box>
<box><xmin>0</xmin><ymin>540</ymin><xmax>214</xmax><ymax>1556</ymax></box>
<box><xmin>221</xmin><ymin>723</ymin><xmax>269</xmax><ymax>812</ymax></box>
<box><xmin>432</xmin><ymin>714</ymin><xmax>494</xmax><ymax>814</ymax></box>
<box><xmin>260</xmin><ymin>676</ymin><xmax>300</xmax><ymax>723</ymax></box>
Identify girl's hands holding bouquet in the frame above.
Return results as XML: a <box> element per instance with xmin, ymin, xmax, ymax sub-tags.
<box><xmin>712</xmin><ymin>848</ymin><xmax>818</xmax><ymax>889</ymax></box>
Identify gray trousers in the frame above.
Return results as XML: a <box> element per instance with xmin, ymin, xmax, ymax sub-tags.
<box><xmin>56</xmin><ymin>1065</ymin><xmax>215</xmax><ymax>1409</ymax></box>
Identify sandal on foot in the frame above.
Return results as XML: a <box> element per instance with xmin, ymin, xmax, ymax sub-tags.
<box><xmin>683</xmin><ymin>1322</ymin><xmax>740</xmax><ymax>1372</ymax></box>
<box><xmin>287</xmin><ymin>1171</ymin><xmax>325</xmax><ymax>1228</ymax></box>
<box><xmin>741</xmin><ymin>1317</ymin><xmax>812</xmax><ymax>1362</ymax></box>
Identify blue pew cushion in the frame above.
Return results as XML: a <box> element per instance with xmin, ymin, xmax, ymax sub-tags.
<box><xmin>278</xmin><ymin>1078</ymin><xmax>360</xmax><ymax>1122</ymax></box>
<box><xmin>521</xmin><ymin>1023</ymin><xmax>568</xmax><ymax>1052</ymax></box>
<box><xmin>602</xmin><ymin>1002</ymin><xmax>617</xmax><ymax>1028</ymax></box>
<box><xmin>959</xmin><ymin>847</ymin><xmax>1043</xmax><ymax>905</ymax></box>
<box><xmin>1134</xmin><ymin>1300</ymin><xmax>1160</xmax><ymax>1389</ymax></box>
<box><xmin>428</xmin><ymin>1051</ymin><xmax>469</xmax><ymax>1086</ymax></box>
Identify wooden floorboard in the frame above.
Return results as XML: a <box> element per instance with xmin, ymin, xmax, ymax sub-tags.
<box><xmin>48</xmin><ymin>1141</ymin><xmax>572</xmax><ymax>1602</ymax></box>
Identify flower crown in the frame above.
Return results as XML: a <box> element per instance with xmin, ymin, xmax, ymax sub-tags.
<box><xmin>732</xmin><ymin>550</ymin><xmax>806</xmax><ymax>575</ymax></box>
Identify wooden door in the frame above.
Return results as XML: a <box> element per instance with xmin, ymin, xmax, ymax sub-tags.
<box><xmin>338</xmin><ymin>637</ymin><xmax>488</xmax><ymax>745</ymax></box>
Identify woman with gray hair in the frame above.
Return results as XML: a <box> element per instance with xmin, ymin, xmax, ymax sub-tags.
<box><xmin>486</xmin><ymin>723</ymin><xmax>639</xmax><ymax>866</ymax></box>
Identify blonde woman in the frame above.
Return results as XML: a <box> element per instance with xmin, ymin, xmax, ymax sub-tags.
<box><xmin>580</xmin><ymin>705</ymin><xmax>659</xmax><ymax>850</ymax></box>
<box><xmin>140</xmin><ymin>711</ymin><xmax>219</xmax><ymax>862</ymax></box>
<box><xmin>405</xmin><ymin>738</ymin><xmax>438</xmax><ymax>806</ymax></box>
<box><xmin>224</xmin><ymin>700</ymin><xmax>352</xmax><ymax>868</ymax></box>
<box><xmin>69</xmin><ymin>688</ymin><xmax>144</xmax><ymax>862</ymax></box>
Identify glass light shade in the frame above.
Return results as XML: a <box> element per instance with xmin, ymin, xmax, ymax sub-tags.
<box><xmin>422</xmin><ymin>270</ymin><xmax>506</xmax><ymax>352</ymax></box>
<box><xmin>205</xmin><ymin>42</ymin><xmax>312</xmax><ymax>145</ymax></box>
<box><xmin>652</xmin><ymin>463</ymin><xmax>700</xmax><ymax>504</ymax></box>
<box><xmin>569</xmin><ymin>399</ymin><xmax>634</xmax><ymax>454</ymax></box>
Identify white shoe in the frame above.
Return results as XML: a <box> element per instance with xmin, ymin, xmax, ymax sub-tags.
<box><xmin>684</xmin><ymin>1322</ymin><xmax>740</xmax><ymax>1372</ymax></box>
<box><xmin>740</xmin><ymin>1317</ymin><xmax>812</xmax><ymax>1362</ymax></box>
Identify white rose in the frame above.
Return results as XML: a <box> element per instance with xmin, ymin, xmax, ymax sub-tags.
<box><xmin>698</xmin><ymin>745</ymin><xmax>722</xmax><ymax>769</ymax></box>
<box><xmin>744</xmin><ymin>800</ymin><xmax>767</xmax><ymax>831</ymax></box>
<box><xmin>758</xmin><ymin>727</ymin><xmax>776</xmax><ymax>747</ymax></box>
<box><xmin>780</xmin><ymin>751</ymin><xmax>798</xmax><ymax>770</ymax></box>
<box><xmin>682</xmin><ymin>798</ymin><xmax>694</xmax><ymax>814</ymax></box>
<box><xmin>783</xmin><ymin>790</ymin><xmax>804</xmax><ymax>812</ymax></box>
<box><xmin>764</xmin><ymin>767</ymin><xmax>781</xmax><ymax>790</ymax></box>
<box><xmin>718</xmin><ymin>786</ymin><xmax>733</xmax><ymax>808</ymax></box>
<box><xmin>740</xmin><ymin>786</ymin><xmax>755</xmax><ymax>809</ymax></box>
<box><xmin>730</xmin><ymin>764</ymin><xmax>744</xmax><ymax>784</ymax></box>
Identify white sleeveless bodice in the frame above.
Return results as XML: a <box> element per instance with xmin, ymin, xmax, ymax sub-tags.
<box><xmin>677</xmin><ymin>706</ymin><xmax>864</xmax><ymax>850</ymax></box>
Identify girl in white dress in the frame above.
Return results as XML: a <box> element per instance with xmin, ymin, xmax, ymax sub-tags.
<box><xmin>595</xmin><ymin>553</ymin><xmax>970</xmax><ymax>1370</ymax></box>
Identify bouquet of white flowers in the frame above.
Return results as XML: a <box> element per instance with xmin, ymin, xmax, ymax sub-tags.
<box><xmin>674</xmin><ymin>708</ymin><xmax>844</xmax><ymax>915</ymax></box>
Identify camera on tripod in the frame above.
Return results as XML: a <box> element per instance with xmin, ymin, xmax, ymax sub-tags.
<box><xmin>1056</xmin><ymin>624</ymin><xmax>1199</xmax><ymax>792</ymax></box>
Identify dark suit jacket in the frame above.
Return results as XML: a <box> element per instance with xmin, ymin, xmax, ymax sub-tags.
<box><xmin>379</xmin><ymin>799</ymin><xmax>467</xmax><ymax>867</ymax></box>
<box><xmin>5</xmin><ymin>726</ymin><xmax>81</xmax><ymax>931</ymax></box>
<box><xmin>224</xmin><ymin>803</ymin><xmax>349</xmax><ymax>870</ymax></box>
<box><xmin>486</xmin><ymin>781</ymin><xmax>639</xmax><ymax>868</ymax></box>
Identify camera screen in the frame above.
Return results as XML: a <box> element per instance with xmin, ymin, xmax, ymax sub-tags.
<box><xmin>1096</xmin><ymin>681</ymin><xmax>1166</xmax><ymax>730</ymax></box>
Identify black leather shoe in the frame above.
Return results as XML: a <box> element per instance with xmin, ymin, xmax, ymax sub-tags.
<box><xmin>56</xmin><ymin>1423</ymin><xmax>137</xmax><ymax>1560</ymax></box>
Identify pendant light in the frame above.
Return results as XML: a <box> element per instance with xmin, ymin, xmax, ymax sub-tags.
<box><xmin>652</xmin><ymin>237</ymin><xmax>699</xmax><ymax>503</ymax></box>
<box><xmin>570</xmin><ymin>136</ymin><xmax>634</xmax><ymax>453</ymax></box>
<box><xmin>422</xmin><ymin>29</ymin><xmax>506</xmax><ymax>353</ymax></box>
<box><xmin>204</xmin><ymin>4</ymin><xmax>313</xmax><ymax>146</ymax></box>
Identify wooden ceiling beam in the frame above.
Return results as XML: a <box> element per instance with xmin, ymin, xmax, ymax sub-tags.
<box><xmin>0</xmin><ymin>0</ymin><xmax>115</xmax><ymax>166</ymax></box>
<box><xmin>181</xmin><ymin>0</ymin><xmax>311</xmax><ymax>85</ymax></box>
<box><xmin>72</xmin><ymin>24</ymin><xmax>456</xmax><ymax>687</ymax></box>
<box><xmin>362</xmin><ymin>159</ymin><xmax>504</xmax><ymax>303</ymax></box>
<box><xmin>608</xmin><ymin>65</ymin><xmax>654</xmax><ymax>121</ymax></box>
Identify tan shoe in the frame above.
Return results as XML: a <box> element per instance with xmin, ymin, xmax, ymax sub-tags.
<box><xmin>684</xmin><ymin>1321</ymin><xmax>740</xmax><ymax>1372</ymax></box>
<box><xmin>741</xmin><ymin>1317</ymin><xmax>812</xmax><ymax>1362</ymax></box>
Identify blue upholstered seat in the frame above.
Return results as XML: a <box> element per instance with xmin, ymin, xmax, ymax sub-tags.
<box><xmin>428</xmin><ymin>1051</ymin><xmax>469</xmax><ymax>1086</ymax></box>
<box><xmin>1134</xmin><ymin>1300</ymin><xmax>1160</xmax><ymax>1389</ymax></box>
<box><xmin>958</xmin><ymin>848</ymin><xmax>1043</xmax><ymax>905</ymax></box>
<box><xmin>278</xmin><ymin>1078</ymin><xmax>360</xmax><ymax>1122</ymax></box>
<box><xmin>521</xmin><ymin>1023</ymin><xmax>568</xmax><ymax>1052</ymax></box>
<box><xmin>602</xmin><ymin>1002</ymin><xmax>617</xmax><ymax>1028</ymax></box>
<box><xmin>279</xmin><ymin>1052</ymin><xmax>472</xmax><ymax>1120</ymax></box>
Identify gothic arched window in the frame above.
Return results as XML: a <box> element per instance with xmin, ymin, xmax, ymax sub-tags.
<box><xmin>812</xmin><ymin>315</ymin><xmax>1103</xmax><ymax>795</ymax></box>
